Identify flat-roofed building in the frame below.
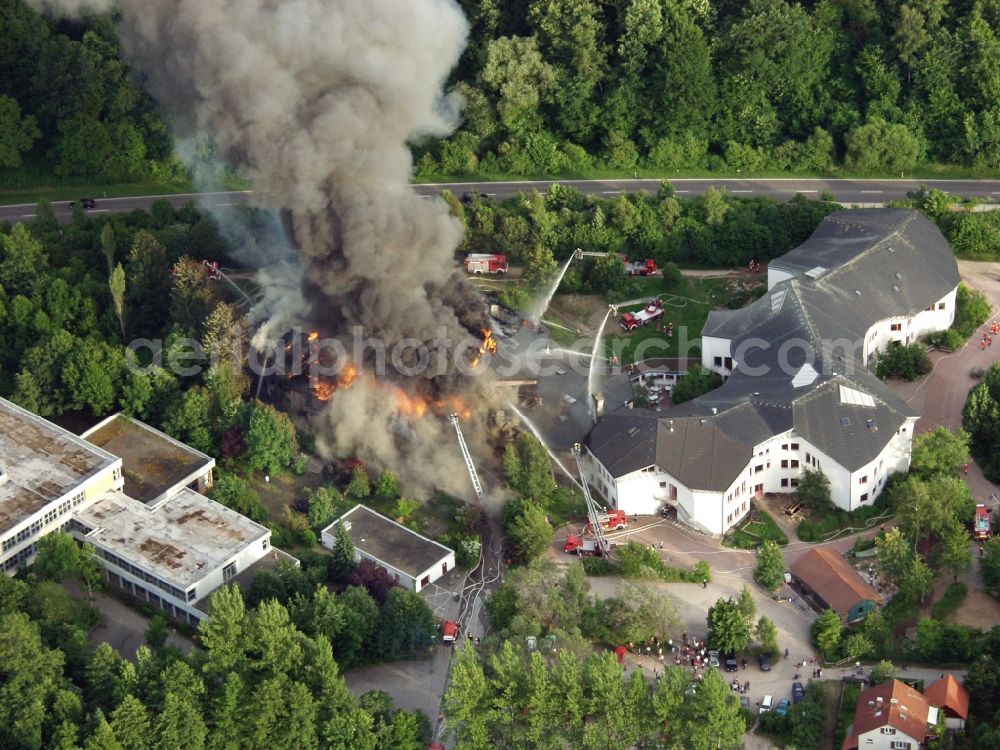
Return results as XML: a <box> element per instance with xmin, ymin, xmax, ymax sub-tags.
<box><xmin>322</xmin><ymin>504</ymin><xmax>455</xmax><ymax>592</ymax></box>
<box><xmin>1</xmin><ymin>398</ymin><xmax>291</xmax><ymax>623</ymax></box>
<box><xmin>74</xmin><ymin>488</ymin><xmax>274</xmax><ymax>623</ymax></box>
<box><xmin>82</xmin><ymin>413</ymin><xmax>214</xmax><ymax>504</ymax></box>
<box><xmin>0</xmin><ymin>398</ymin><xmax>123</xmax><ymax>573</ymax></box>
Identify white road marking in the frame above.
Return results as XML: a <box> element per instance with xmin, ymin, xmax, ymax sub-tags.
<box><xmin>484</xmin><ymin>193</ymin><xmax>496</xmax><ymax>196</ymax></box>
<box><xmin>88</xmin><ymin>209</ymin><xmax>109</xmax><ymax>213</ymax></box>
<box><xmin>602</xmin><ymin>190</ymin><xmax>621</xmax><ymax>194</ymax></box>
<box><xmin>675</xmin><ymin>190</ymin><xmax>690</xmax><ymax>193</ymax></box>
<box><xmin>795</xmin><ymin>190</ymin><xmax>818</xmax><ymax>193</ymax></box>
<box><xmin>861</xmin><ymin>190</ymin><xmax>883</xmax><ymax>194</ymax></box>
<box><xmin>216</xmin><ymin>202</ymin><xmax>237</xmax><ymax>206</ymax></box>
<box><xmin>731</xmin><ymin>190</ymin><xmax>752</xmax><ymax>193</ymax></box>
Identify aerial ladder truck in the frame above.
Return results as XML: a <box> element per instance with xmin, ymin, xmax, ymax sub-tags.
<box><xmin>564</xmin><ymin>443</ymin><xmax>613</xmax><ymax>557</ymax></box>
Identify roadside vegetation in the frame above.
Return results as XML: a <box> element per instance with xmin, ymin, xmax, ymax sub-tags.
<box><xmin>725</xmin><ymin>509</ymin><xmax>789</xmax><ymax>549</ymax></box>
<box><xmin>926</xmin><ymin>283</ymin><xmax>992</xmax><ymax>351</ymax></box>
<box><xmin>963</xmin><ymin>362</ymin><xmax>1000</xmax><ymax>482</ymax></box>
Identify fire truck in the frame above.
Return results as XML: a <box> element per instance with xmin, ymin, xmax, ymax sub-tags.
<box><xmin>623</xmin><ymin>256</ymin><xmax>658</xmax><ymax>276</ymax></box>
<box><xmin>975</xmin><ymin>504</ymin><xmax>992</xmax><ymax>540</ymax></box>
<box><xmin>619</xmin><ymin>299</ymin><xmax>664</xmax><ymax>331</ymax></box>
<box><xmin>587</xmin><ymin>509</ymin><xmax>628</xmax><ymax>533</ymax></box>
<box><xmin>564</xmin><ymin>534</ymin><xmax>605</xmax><ymax>556</ymax></box>
<box><xmin>465</xmin><ymin>253</ymin><xmax>508</xmax><ymax>274</ymax></box>
<box><xmin>441</xmin><ymin>620</ymin><xmax>459</xmax><ymax>643</ymax></box>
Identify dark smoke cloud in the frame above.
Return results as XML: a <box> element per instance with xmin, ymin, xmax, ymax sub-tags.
<box><xmin>32</xmin><ymin>0</ymin><xmax>500</xmax><ymax>496</ymax></box>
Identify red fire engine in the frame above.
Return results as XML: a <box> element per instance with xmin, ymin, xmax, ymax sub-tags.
<box><xmin>619</xmin><ymin>299</ymin><xmax>664</xmax><ymax>331</ymax></box>
<box><xmin>465</xmin><ymin>253</ymin><xmax>508</xmax><ymax>274</ymax></box>
<box><xmin>975</xmin><ymin>504</ymin><xmax>992</xmax><ymax>540</ymax></box>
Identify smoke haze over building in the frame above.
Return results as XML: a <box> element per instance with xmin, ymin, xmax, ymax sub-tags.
<box><xmin>31</xmin><ymin>0</ymin><xmax>498</xmax><ymax>496</ymax></box>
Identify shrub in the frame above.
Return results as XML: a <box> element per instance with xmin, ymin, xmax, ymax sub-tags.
<box><xmin>615</xmin><ymin>542</ymin><xmax>711</xmax><ymax>583</ymax></box>
<box><xmin>875</xmin><ymin>342</ymin><xmax>932</xmax><ymax>380</ymax></box>
<box><xmin>581</xmin><ymin>556</ymin><xmax>617</xmax><ymax>576</ymax></box>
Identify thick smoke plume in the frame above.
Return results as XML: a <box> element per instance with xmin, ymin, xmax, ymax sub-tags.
<box><xmin>33</xmin><ymin>0</ymin><xmax>499</xmax><ymax>498</ymax></box>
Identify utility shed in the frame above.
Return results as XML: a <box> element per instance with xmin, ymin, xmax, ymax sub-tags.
<box><xmin>923</xmin><ymin>674</ymin><xmax>970</xmax><ymax>730</ymax></box>
<box><xmin>322</xmin><ymin>504</ymin><xmax>455</xmax><ymax>592</ymax></box>
<box><xmin>791</xmin><ymin>547</ymin><xmax>882</xmax><ymax>623</ymax></box>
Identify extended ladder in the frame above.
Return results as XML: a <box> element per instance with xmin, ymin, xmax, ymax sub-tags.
<box><xmin>571</xmin><ymin>443</ymin><xmax>610</xmax><ymax>557</ymax></box>
<box><xmin>449</xmin><ymin>414</ymin><xmax>484</xmax><ymax>502</ymax></box>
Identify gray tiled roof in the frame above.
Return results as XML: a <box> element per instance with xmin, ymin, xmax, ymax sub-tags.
<box><xmin>587</xmin><ymin>209</ymin><xmax>953</xmax><ymax>488</ymax></box>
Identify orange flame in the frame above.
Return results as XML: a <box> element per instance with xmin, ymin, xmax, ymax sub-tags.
<box><xmin>312</xmin><ymin>361</ymin><xmax>359</xmax><ymax>401</ymax></box>
<box><xmin>393</xmin><ymin>388</ymin><xmax>430</xmax><ymax>418</ymax></box>
<box><xmin>307</xmin><ymin>331</ymin><xmax>320</xmax><ymax>342</ymax></box>
<box><xmin>471</xmin><ymin>328</ymin><xmax>498</xmax><ymax>368</ymax></box>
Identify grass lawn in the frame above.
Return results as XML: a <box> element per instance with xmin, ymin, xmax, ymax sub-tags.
<box><xmin>796</xmin><ymin>501</ymin><xmax>893</xmax><ymax>542</ymax></box>
<box><xmin>252</xmin><ymin>469</ymin><xmax>327</xmax><ymax>525</ymax></box>
<box><xmin>931</xmin><ymin>582</ymin><xmax>969</xmax><ymax>622</ymax></box>
<box><xmin>603</xmin><ymin>277</ymin><xmax>735</xmax><ymax>364</ymax></box>
<box><xmin>724</xmin><ymin>510</ymin><xmax>789</xmax><ymax>549</ymax></box>
<box><xmin>834</xmin><ymin>681</ymin><xmax>861</xmax><ymax>750</ymax></box>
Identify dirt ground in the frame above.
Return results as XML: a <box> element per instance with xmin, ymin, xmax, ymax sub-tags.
<box><xmin>950</xmin><ymin>586</ymin><xmax>1000</xmax><ymax>627</ymax></box>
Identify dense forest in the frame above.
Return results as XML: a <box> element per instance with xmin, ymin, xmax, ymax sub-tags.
<box><xmin>421</xmin><ymin>0</ymin><xmax>1000</xmax><ymax>176</ymax></box>
<box><xmin>4</xmin><ymin>0</ymin><xmax>1000</xmax><ymax>187</ymax></box>
<box><xmin>0</xmin><ymin>541</ymin><xmax>433</xmax><ymax>750</ymax></box>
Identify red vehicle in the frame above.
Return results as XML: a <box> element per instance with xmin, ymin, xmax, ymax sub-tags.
<box><xmin>587</xmin><ymin>509</ymin><xmax>628</xmax><ymax>533</ymax></box>
<box><xmin>622</xmin><ymin>255</ymin><xmax>658</xmax><ymax>276</ymax></box>
<box><xmin>975</xmin><ymin>504</ymin><xmax>992</xmax><ymax>540</ymax></box>
<box><xmin>441</xmin><ymin>620</ymin><xmax>458</xmax><ymax>644</ymax></box>
<box><xmin>564</xmin><ymin>534</ymin><xmax>604</xmax><ymax>556</ymax></box>
<box><xmin>465</xmin><ymin>253</ymin><xmax>508</xmax><ymax>274</ymax></box>
<box><xmin>619</xmin><ymin>299</ymin><xmax>664</xmax><ymax>331</ymax></box>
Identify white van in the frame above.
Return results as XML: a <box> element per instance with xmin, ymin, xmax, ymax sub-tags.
<box><xmin>759</xmin><ymin>695</ymin><xmax>774</xmax><ymax>714</ymax></box>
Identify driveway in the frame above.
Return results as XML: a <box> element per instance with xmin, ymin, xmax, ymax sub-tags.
<box><xmin>885</xmin><ymin>260</ymin><xmax>1000</xmax><ymax>500</ymax></box>
<box><xmin>84</xmin><ymin>588</ymin><xmax>192</xmax><ymax>660</ymax></box>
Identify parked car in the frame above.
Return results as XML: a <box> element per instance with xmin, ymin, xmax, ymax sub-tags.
<box><xmin>776</xmin><ymin>697</ymin><xmax>790</xmax><ymax>716</ymax></box>
<box><xmin>792</xmin><ymin>681</ymin><xmax>805</xmax><ymax>704</ymax></box>
<box><xmin>759</xmin><ymin>695</ymin><xmax>773</xmax><ymax>714</ymax></box>
<box><xmin>708</xmin><ymin>650</ymin><xmax>720</xmax><ymax>668</ymax></box>
<box><xmin>69</xmin><ymin>197</ymin><xmax>96</xmax><ymax>209</ymax></box>
<box><xmin>724</xmin><ymin>653</ymin><xmax>739</xmax><ymax>672</ymax></box>
<box><xmin>759</xmin><ymin>653</ymin><xmax>772</xmax><ymax>672</ymax></box>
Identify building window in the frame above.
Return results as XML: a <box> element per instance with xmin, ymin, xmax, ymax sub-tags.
<box><xmin>789</xmin><ymin>478</ymin><xmax>799</xmax><ymax>487</ymax></box>
<box><xmin>890</xmin><ymin>742</ymin><xmax>910</xmax><ymax>750</ymax></box>
<box><xmin>223</xmin><ymin>562</ymin><xmax>237</xmax><ymax>582</ymax></box>
<box><xmin>938</xmin><ymin>302</ymin><xmax>946</xmax><ymax>310</ymax></box>
<box><xmin>187</xmin><ymin>588</ymin><xmax>197</xmax><ymax>602</ymax></box>
<box><xmin>781</xmin><ymin>443</ymin><xmax>788</xmax><ymax>450</ymax></box>
<box><xmin>805</xmin><ymin>452</ymin><xmax>811</xmax><ymax>463</ymax></box>
<box><xmin>789</xmin><ymin>460</ymin><xmax>799</xmax><ymax>468</ymax></box>
<box><xmin>781</xmin><ymin>478</ymin><xmax>789</xmax><ymax>487</ymax></box>
<box><xmin>781</xmin><ymin>460</ymin><xmax>789</xmax><ymax>468</ymax></box>
<box><xmin>881</xmin><ymin>727</ymin><xmax>896</xmax><ymax>735</ymax></box>
<box><xmin>860</xmin><ymin>475</ymin><xmax>868</xmax><ymax>485</ymax></box>
<box><xmin>860</xmin><ymin>493</ymin><xmax>869</xmax><ymax>502</ymax></box>
<box><xmin>790</xmin><ymin>442</ymin><xmax>799</xmax><ymax>450</ymax></box>
<box><xmin>262</xmin><ymin>538</ymin><xmax>270</xmax><ymax>550</ymax></box>
<box><xmin>890</xmin><ymin>323</ymin><xmax>902</xmax><ymax>331</ymax></box>
<box><xmin>713</xmin><ymin>356</ymin><xmax>722</xmax><ymax>367</ymax></box>
<box><xmin>755</xmin><ymin>464</ymin><xmax>763</xmax><ymax>474</ymax></box>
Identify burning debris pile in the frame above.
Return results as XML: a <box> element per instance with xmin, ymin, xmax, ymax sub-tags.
<box><xmin>32</xmin><ymin>0</ymin><xmax>499</xmax><ymax>496</ymax></box>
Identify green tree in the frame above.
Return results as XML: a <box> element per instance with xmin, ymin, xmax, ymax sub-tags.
<box><xmin>591</xmin><ymin>251</ymin><xmax>626</xmax><ymax>296</ymax></box>
<box><xmin>307</xmin><ymin>486</ymin><xmax>340</xmax><ymax>532</ymax></box>
<box><xmin>110</xmin><ymin>263</ymin><xmax>126</xmax><ymax>340</ymax></box>
<box><xmin>0</xmin><ymin>223</ymin><xmax>47</xmax><ymax>297</ymax></box>
<box><xmin>900</xmin><ymin>555</ymin><xmax>934</xmax><ymax>603</ymax></box>
<box><xmin>941</xmin><ymin>524</ymin><xmax>972</xmax><ymax>582</ymax></box>
<box><xmin>842</xmin><ymin>632</ymin><xmax>875</xmax><ymax>660</ymax></box>
<box><xmin>329</xmin><ymin>520</ymin><xmax>357</xmax><ymax>583</ymax></box>
<box><xmin>876</xmin><ymin>527</ymin><xmax>914</xmax><ymax>585</ymax></box>
<box><xmin>845</xmin><ymin>117</ymin><xmax>923</xmax><ymax>172</ymax></box>
<box><xmin>676</xmin><ymin>667</ymin><xmax>747</xmax><ymax>750</ymax></box>
<box><xmin>378</xmin><ymin>588</ymin><xmax>436</xmax><ymax>659</ymax></box>
<box><xmin>982</xmin><ymin>537</ymin><xmax>1000</xmax><ymax>594</ymax></box>
<box><xmin>911</xmin><ymin>427</ymin><xmax>970</xmax><ymax>477</ymax></box>
<box><xmin>755</xmin><ymin>616</ymin><xmax>779</xmax><ymax>657</ymax></box>
<box><xmin>32</xmin><ymin>532</ymin><xmax>85</xmax><ymax>582</ymax></box>
<box><xmin>346</xmin><ymin>464</ymin><xmax>372</xmax><ymax>498</ymax></box>
<box><xmin>0</xmin><ymin>95</ymin><xmax>39</xmax><ymax>168</ymax></box>
<box><xmin>671</xmin><ymin>364</ymin><xmax>723</xmax><ymax>404</ymax></box>
<box><xmin>85</xmin><ymin>710</ymin><xmax>123</xmax><ymax>750</ymax></box>
<box><xmin>109</xmin><ymin>695</ymin><xmax>151</xmax><ymax>750</ymax></box>
<box><xmin>503</xmin><ymin>432</ymin><xmax>557</xmax><ymax>502</ymax></box>
<box><xmin>242</xmin><ymin>401</ymin><xmax>299</xmax><ymax>476</ymax></box>
<box><xmin>811</xmin><ymin>608</ymin><xmax>842</xmax><ymax>652</ymax></box>
<box><xmin>86</xmin><ymin>642</ymin><xmax>126</xmax><ymax>713</ymax></box>
<box><xmin>753</xmin><ymin>540</ymin><xmax>786</xmax><ymax>592</ymax></box>
<box><xmin>198</xmin><ymin>586</ymin><xmax>247</xmax><ymax>679</ymax></box>
<box><xmin>210</xmin><ymin>473</ymin><xmax>266</xmax><ymax>523</ymax></box>
<box><xmin>503</xmin><ymin>500</ymin><xmax>553</xmax><ymax>565</ymax></box>
<box><xmin>796</xmin><ymin>468</ymin><xmax>833</xmax><ymax>511</ymax></box>
<box><xmin>480</xmin><ymin>35</ymin><xmax>556</xmax><ymax>132</ymax></box>
<box><xmin>375</xmin><ymin>471</ymin><xmax>400</xmax><ymax>499</ymax></box>
<box><xmin>869</xmin><ymin>659</ymin><xmax>898</xmax><ymax>685</ymax></box>
<box><xmin>707</xmin><ymin>597</ymin><xmax>752</xmax><ymax>653</ymax></box>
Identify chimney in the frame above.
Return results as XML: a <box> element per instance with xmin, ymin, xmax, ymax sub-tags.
<box><xmin>592</xmin><ymin>391</ymin><xmax>605</xmax><ymax>421</ymax></box>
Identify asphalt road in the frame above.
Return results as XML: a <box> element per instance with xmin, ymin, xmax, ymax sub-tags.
<box><xmin>4</xmin><ymin>178</ymin><xmax>1000</xmax><ymax>224</ymax></box>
